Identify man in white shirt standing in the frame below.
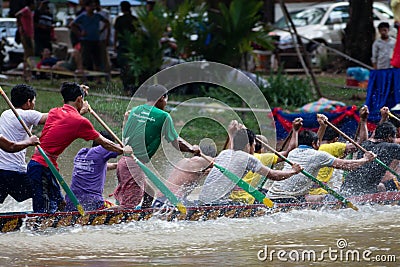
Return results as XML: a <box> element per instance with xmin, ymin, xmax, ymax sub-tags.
<box><xmin>0</xmin><ymin>84</ymin><xmax>47</xmax><ymax>204</ymax></box>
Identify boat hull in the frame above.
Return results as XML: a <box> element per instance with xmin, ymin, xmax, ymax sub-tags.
<box><xmin>1</xmin><ymin>191</ymin><xmax>399</xmax><ymax>233</ymax></box>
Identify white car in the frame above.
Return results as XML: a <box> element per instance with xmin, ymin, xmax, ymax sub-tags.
<box><xmin>0</xmin><ymin>18</ymin><xmax>23</xmax><ymax>67</ymax></box>
<box><xmin>269</xmin><ymin>2</ymin><xmax>394</xmax><ymax>65</ymax></box>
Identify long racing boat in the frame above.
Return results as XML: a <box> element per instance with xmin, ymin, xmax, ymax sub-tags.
<box><xmin>1</xmin><ymin>191</ymin><xmax>399</xmax><ymax>233</ymax></box>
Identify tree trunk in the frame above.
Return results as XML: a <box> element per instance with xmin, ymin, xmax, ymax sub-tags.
<box><xmin>263</xmin><ymin>0</ymin><xmax>275</xmax><ymax>24</ymax></box>
<box><xmin>343</xmin><ymin>0</ymin><xmax>375</xmax><ymax>67</ymax></box>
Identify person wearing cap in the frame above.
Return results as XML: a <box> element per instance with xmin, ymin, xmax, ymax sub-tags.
<box><xmin>111</xmin><ymin>84</ymin><xmax>200</xmax><ymax>209</ymax></box>
<box><xmin>27</xmin><ymin>82</ymin><xmax>127</xmax><ymax>213</ymax></box>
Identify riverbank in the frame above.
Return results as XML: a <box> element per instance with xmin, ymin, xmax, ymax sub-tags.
<box><xmin>0</xmin><ymin>72</ymin><xmax>367</xmax><ymax>144</ymax></box>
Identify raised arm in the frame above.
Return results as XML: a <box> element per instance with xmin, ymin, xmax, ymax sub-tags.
<box><xmin>224</xmin><ymin>120</ymin><xmax>246</xmax><ymax>150</ymax></box>
<box><xmin>371</xmin><ymin>106</ymin><xmax>390</xmax><ymax>139</ymax></box>
<box><xmin>316</xmin><ymin>114</ymin><xmax>328</xmax><ymax>146</ymax></box>
<box><xmin>379</xmin><ymin>106</ymin><xmax>390</xmax><ymax>125</ymax></box>
<box><xmin>280</xmin><ymin>117</ymin><xmax>302</xmax><ymax>158</ymax></box>
<box><xmin>358</xmin><ymin>105</ymin><xmax>369</xmax><ymax>143</ymax></box>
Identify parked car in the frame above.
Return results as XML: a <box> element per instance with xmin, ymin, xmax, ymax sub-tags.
<box><xmin>0</xmin><ymin>18</ymin><xmax>23</xmax><ymax>70</ymax></box>
<box><xmin>269</xmin><ymin>1</ymin><xmax>395</xmax><ymax>66</ymax></box>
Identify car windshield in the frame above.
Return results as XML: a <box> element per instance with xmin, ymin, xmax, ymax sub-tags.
<box><xmin>274</xmin><ymin>7</ymin><xmax>326</xmax><ymax>29</ymax></box>
<box><xmin>0</xmin><ymin>21</ymin><xmax>17</xmax><ymax>38</ymax></box>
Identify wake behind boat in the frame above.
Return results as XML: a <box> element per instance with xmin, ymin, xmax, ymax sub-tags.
<box><xmin>1</xmin><ymin>191</ymin><xmax>399</xmax><ymax>233</ymax></box>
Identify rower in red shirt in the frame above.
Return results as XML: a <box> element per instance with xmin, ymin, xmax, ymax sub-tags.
<box><xmin>28</xmin><ymin>82</ymin><xmax>125</xmax><ymax>213</ymax></box>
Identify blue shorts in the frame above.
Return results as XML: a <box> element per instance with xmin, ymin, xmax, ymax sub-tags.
<box><xmin>27</xmin><ymin>160</ymin><xmax>64</xmax><ymax>213</ymax></box>
<box><xmin>0</xmin><ymin>170</ymin><xmax>32</xmax><ymax>203</ymax></box>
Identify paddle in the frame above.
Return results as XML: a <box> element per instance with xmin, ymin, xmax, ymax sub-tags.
<box><xmin>0</xmin><ymin>87</ymin><xmax>85</xmax><ymax>216</ymax></box>
<box><xmin>198</xmin><ymin>152</ymin><xmax>275</xmax><ymax>208</ymax></box>
<box><xmin>388</xmin><ymin>111</ymin><xmax>400</xmax><ymax>123</ymax></box>
<box><xmin>278</xmin><ymin>130</ymin><xmax>293</xmax><ymax>152</ymax></box>
<box><xmin>322</xmin><ymin>116</ymin><xmax>400</xmax><ymax>190</ymax></box>
<box><xmin>255</xmin><ymin>137</ymin><xmax>358</xmax><ymax>211</ymax></box>
<box><xmin>86</xmin><ymin>103</ymin><xmax>187</xmax><ymax>214</ymax></box>
<box><xmin>323</xmin><ymin>117</ymin><xmax>400</xmax><ymax>177</ymax></box>
<box><xmin>255</xmin><ymin>131</ymin><xmax>292</xmax><ymax>191</ymax></box>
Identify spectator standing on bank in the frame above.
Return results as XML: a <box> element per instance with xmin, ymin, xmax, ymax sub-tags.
<box><xmin>34</xmin><ymin>0</ymin><xmax>55</xmax><ymax>57</ymax></box>
<box><xmin>372</xmin><ymin>22</ymin><xmax>396</xmax><ymax>69</ymax></box>
<box><xmin>15</xmin><ymin>0</ymin><xmax>35</xmax><ymax>81</ymax></box>
<box><xmin>70</xmin><ymin>0</ymin><xmax>109</xmax><ymax>74</ymax></box>
<box><xmin>95</xmin><ymin>0</ymin><xmax>111</xmax><ymax>79</ymax></box>
<box><xmin>114</xmin><ymin>1</ymin><xmax>138</xmax><ymax>95</ymax></box>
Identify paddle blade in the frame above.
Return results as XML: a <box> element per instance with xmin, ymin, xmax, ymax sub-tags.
<box><xmin>346</xmin><ymin>201</ymin><xmax>358</xmax><ymax>211</ymax></box>
<box><xmin>176</xmin><ymin>203</ymin><xmax>187</xmax><ymax>215</ymax></box>
<box><xmin>135</xmin><ymin>157</ymin><xmax>187</xmax><ymax>214</ymax></box>
<box><xmin>214</xmin><ymin>163</ymin><xmax>274</xmax><ymax>207</ymax></box>
<box><xmin>262</xmin><ymin>198</ymin><xmax>274</xmax><ymax>208</ymax></box>
<box><xmin>77</xmin><ymin>204</ymin><xmax>85</xmax><ymax>216</ymax></box>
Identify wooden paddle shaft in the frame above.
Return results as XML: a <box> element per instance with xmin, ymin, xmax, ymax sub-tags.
<box><xmin>388</xmin><ymin>112</ymin><xmax>400</xmax><ymax>123</ymax></box>
<box><xmin>256</xmin><ymin>137</ymin><xmax>293</xmax><ymax>166</ymax></box>
<box><xmin>88</xmin><ymin>106</ymin><xmax>123</xmax><ymax>146</ymax></box>
<box><xmin>323</xmin><ymin>120</ymin><xmax>368</xmax><ymax>154</ymax></box>
<box><xmin>0</xmin><ymin>87</ymin><xmax>85</xmax><ymax>215</ymax></box>
<box><xmin>278</xmin><ymin>130</ymin><xmax>293</xmax><ymax>152</ymax></box>
<box><xmin>0</xmin><ymin>88</ymin><xmax>32</xmax><ymax>136</ymax></box>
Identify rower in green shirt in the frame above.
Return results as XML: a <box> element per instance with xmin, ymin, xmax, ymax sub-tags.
<box><xmin>112</xmin><ymin>84</ymin><xmax>200</xmax><ymax>208</ymax></box>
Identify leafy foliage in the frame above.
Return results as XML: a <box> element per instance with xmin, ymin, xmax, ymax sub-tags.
<box><xmin>169</xmin><ymin>0</ymin><xmax>209</xmax><ymax>59</ymax></box>
<box><xmin>201</xmin><ymin>0</ymin><xmax>274</xmax><ymax>67</ymax></box>
<box><xmin>262</xmin><ymin>68</ymin><xmax>313</xmax><ymax>108</ymax></box>
<box><xmin>124</xmin><ymin>4</ymin><xmax>168</xmax><ymax>87</ymax></box>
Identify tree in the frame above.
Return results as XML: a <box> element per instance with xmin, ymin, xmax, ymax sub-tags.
<box><xmin>343</xmin><ymin>0</ymin><xmax>375</xmax><ymax>67</ymax></box>
<box><xmin>124</xmin><ymin>3</ymin><xmax>168</xmax><ymax>90</ymax></box>
<box><xmin>201</xmin><ymin>0</ymin><xmax>274</xmax><ymax>68</ymax></box>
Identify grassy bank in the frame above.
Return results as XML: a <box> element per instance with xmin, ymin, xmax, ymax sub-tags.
<box><xmin>0</xmin><ymin>73</ymin><xmax>367</xmax><ymax>149</ymax></box>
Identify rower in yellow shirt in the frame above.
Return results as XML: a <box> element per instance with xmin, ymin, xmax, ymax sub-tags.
<box><xmin>229</xmin><ymin>117</ymin><xmax>303</xmax><ymax>204</ymax></box>
<box><xmin>309</xmin><ymin>107</ymin><xmax>369</xmax><ymax>196</ymax></box>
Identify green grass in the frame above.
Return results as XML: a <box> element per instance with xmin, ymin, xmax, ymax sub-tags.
<box><xmin>0</xmin><ymin>73</ymin><xmax>365</xmax><ymax>149</ymax></box>
<box><xmin>316</xmin><ymin>73</ymin><xmax>367</xmax><ymax>107</ymax></box>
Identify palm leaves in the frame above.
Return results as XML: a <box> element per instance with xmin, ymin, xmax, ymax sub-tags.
<box><xmin>124</xmin><ymin>4</ymin><xmax>167</xmax><ymax>87</ymax></box>
<box><xmin>203</xmin><ymin>0</ymin><xmax>274</xmax><ymax>67</ymax></box>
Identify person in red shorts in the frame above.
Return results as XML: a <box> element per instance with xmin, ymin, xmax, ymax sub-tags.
<box><xmin>27</xmin><ymin>82</ymin><xmax>125</xmax><ymax>213</ymax></box>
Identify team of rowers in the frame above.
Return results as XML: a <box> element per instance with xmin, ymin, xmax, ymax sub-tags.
<box><xmin>0</xmin><ymin>82</ymin><xmax>399</xmax><ymax>213</ymax></box>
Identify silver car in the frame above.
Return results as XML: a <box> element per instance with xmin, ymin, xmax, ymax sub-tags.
<box><xmin>269</xmin><ymin>2</ymin><xmax>394</xmax><ymax>66</ymax></box>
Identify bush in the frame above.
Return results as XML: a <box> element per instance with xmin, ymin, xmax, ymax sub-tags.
<box><xmin>262</xmin><ymin>68</ymin><xmax>313</xmax><ymax>108</ymax></box>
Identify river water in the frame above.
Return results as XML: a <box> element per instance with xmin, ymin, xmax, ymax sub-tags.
<box><xmin>0</xmin><ymin>123</ymin><xmax>399</xmax><ymax>266</ymax></box>
<box><xmin>0</xmin><ymin>203</ymin><xmax>399</xmax><ymax>266</ymax></box>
